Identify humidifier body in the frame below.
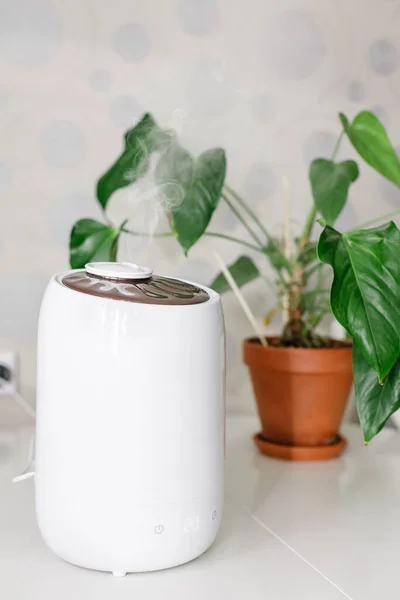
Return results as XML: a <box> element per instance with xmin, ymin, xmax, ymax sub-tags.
<box><xmin>35</xmin><ymin>263</ymin><xmax>225</xmax><ymax>575</ymax></box>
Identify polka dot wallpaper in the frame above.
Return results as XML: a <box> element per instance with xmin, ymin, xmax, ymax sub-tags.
<box><xmin>0</xmin><ymin>0</ymin><xmax>399</xmax><ymax>413</ymax></box>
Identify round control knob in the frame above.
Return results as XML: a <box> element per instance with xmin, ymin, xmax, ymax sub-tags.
<box><xmin>85</xmin><ymin>262</ymin><xmax>153</xmax><ymax>280</ymax></box>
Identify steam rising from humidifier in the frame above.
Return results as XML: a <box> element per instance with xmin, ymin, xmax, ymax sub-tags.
<box><xmin>118</xmin><ymin>113</ymin><xmax>187</xmax><ymax>262</ymax></box>
<box><xmin>35</xmin><ymin>261</ymin><xmax>225</xmax><ymax>576</ymax></box>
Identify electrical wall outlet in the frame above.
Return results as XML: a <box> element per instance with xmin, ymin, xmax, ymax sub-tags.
<box><xmin>0</xmin><ymin>351</ymin><xmax>19</xmax><ymax>395</ymax></box>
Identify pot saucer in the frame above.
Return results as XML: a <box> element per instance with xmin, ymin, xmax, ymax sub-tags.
<box><xmin>253</xmin><ymin>432</ymin><xmax>347</xmax><ymax>461</ymax></box>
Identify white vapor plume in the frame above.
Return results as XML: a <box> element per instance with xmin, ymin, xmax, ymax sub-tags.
<box><xmin>118</xmin><ymin>116</ymin><xmax>189</xmax><ymax>262</ymax></box>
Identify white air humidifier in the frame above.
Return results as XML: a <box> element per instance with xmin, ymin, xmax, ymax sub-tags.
<box><xmin>35</xmin><ymin>262</ymin><xmax>225</xmax><ymax>576</ymax></box>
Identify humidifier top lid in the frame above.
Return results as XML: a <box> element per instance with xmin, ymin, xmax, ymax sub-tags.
<box><xmin>61</xmin><ymin>262</ymin><xmax>210</xmax><ymax>306</ymax></box>
<box><xmin>85</xmin><ymin>261</ymin><xmax>153</xmax><ymax>280</ymax></box>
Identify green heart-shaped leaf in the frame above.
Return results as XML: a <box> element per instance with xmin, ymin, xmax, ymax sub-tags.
<box><xmin>96</xmin><ymin>113</ymin><xmax>170</xmax><ymax>210</ymax></box>
<box><xmin>318</xmin><ymin>222</ymin><xmax>400</xmax><ymax>382</ymax></box>
<box><xmin>69</xmin><ymin>219</ymin><xmax>120</xmax><ymax>269</ymax></box>
<box><xmin>353</xmin><ymin>344</ymin><xmax>400</xmax><ymax>443</ymax></box>
<box><xmin>310</xmin><ymin>159</ymin><xmax>359</xmax><ymax>225</ymax></box>
<box><xmin>156</xmin><ymin>144</ymin><xmax>226</xmax><ymax>254</ymax></box>
<box><xmin>210</xmin><ymin>255</ymin><xmax>260</xmax><ymax>294</ymax></box>
<box><xmin>340</xmin><ymin>111</ymin><xmax>400</xmax><ymax>186</ymax></box>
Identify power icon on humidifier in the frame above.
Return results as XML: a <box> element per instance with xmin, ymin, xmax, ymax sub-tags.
<box><xmin>154</xmin><ymin>525</ymin><xmax>164</xmax><ymax>535</ymax></box>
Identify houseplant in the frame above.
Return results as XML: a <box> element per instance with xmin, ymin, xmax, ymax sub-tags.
<box><xmin>70</xmin><ymin>110</ymin><xmax>400</xmax><ymax>455</ymax></box>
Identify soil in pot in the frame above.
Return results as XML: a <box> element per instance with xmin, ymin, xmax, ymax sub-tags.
<box><xmin>243</xmin><ymin>337</ymin><xmax>353</xmax><ymax>461</ymax></box>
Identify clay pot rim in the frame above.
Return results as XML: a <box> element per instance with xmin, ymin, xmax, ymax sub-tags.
<box><xmin>243</xmin><ymin>336</ymin><xmax>353</xmax><ymax>374</ymax></box>
<box><xmin>244</xmin><ymin>336</ymin><xmax>352</xmax><ymax>354</ymax></box>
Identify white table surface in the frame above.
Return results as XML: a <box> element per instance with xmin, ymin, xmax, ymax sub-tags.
<box><xmin>0</xmin><ymin>412</ymin><xmax>399</xmax><ymax>600</ymax></box>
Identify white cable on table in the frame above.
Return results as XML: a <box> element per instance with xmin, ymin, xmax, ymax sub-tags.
<box><xmin>0</xmin><ymin>375</ymin><xmax>36</xmax><ymax>419</ymax></box>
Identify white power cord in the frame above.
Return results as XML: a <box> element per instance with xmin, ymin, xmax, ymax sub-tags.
<box><xmin>12</xmin><ymin>434</ymin><xmax>35</xmax><ymax>483</ymax></box>
<box><xmin>0</xmin><ymin>374</ymin><xmax>36</xmax><ymax>483</ymax></box>
<box><xmin>0</xmin><ymin>373</ymin><xmax>37</xmax><ymax>483</ymax></box>
<box><xmin>0</xmin><ymin>375</ymin><xmax>36</xmax><ymax>420</ymax></box>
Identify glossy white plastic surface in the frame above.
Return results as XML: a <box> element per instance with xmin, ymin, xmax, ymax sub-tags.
<box><xmin>35</xmin><ymin>270</ymin><xmax>225</xmax><ymax>574</ymax></box>
<box><xmin>85</xmin><ymin>261</ymin><xmax>153</xmax><ymax>279</ymax></box>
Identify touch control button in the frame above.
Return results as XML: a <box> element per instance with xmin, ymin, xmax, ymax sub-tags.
<box><xmin>212</xmin><ymin>511</ymin><xmax>217</xmax><ymax>520</ymax></box>
<box><xmin>184</xmin><ymin>516</ymin><xmax>200</xmax><ymax>533</ymax></box>
<box><xmin>154</xmin><ymin>524</ymin><xmax>164</xmax><ymax>535</ymax></box>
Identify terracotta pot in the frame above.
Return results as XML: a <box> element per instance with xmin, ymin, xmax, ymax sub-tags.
<box><xmin>243</xmin><ymin>337</ymin><xmax>353</xmax><ymax>460</ymax></box>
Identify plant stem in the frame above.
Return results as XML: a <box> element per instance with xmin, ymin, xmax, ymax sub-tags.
<box><xmin>304</xmin><ymin>261</ymin><xmax>323</xmax><ymax>280</ymax></box>
<box><xmin>122</xmin><ymin>227</ymin><xmax>263</xmax><ymax>253</ymax></box>
<box><xmin>119</xmin><ymin>218</ymin><xmax>129</xmax><ymax>232</ymax></box>
<box><xmin>224</xmin><ymin>184</ymin><xmax>269</xmax><ymax>239</ymax></box>
<box><xmin>282</xmin><ymin>176</ymin><xmax>293</xmax><ymax>325</ymax></box>
<box><xmin>331</xmin><ymin>131</ymin><xmax>344</xmax><ymax>161</ymax></box>
<box><xmin>221</xmin><ymin>192</ymin><xmax>264</xmax><ymax>247</ymax></box>
<box><xmin>285</xmin><ymin>130</ymin><xmax>345</xmax><ymax>335</ymax></box>
<box><xmin>297</xmin><ymin>131</ymin><xmax>344</xmax><ymax>253</ymax></box>
<box><xmin>204</xmin><ymin>232</ymin><xmax>265</xmax><ymax>253</ymax></box>
<box><xmin>298</xmin><ymin>206</ymin><xmax>317</xmax><ymax>253</ymax></box>
<box><xmin>352</xmin><ymin>208</ymin><xmax>400</xmax><ymax>231</ymax></box>
<box><xmin>300</xmin><ymin>288</ymin><xmax>329</xmax><ymax>299</ymax></box>
<box><xmin>122</xmin><ymin>228</ymin><xmax>174</xmax><ymax>238</ymax></box>
<box><xmin>224</xmin><ymin>185</ymin><xmax>293</xmax><ymax>272</ymax></box>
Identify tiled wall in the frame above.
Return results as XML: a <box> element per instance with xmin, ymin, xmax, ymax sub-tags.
<box><xmin>0</xmin><ymin>0</ymin><xmax>399</xmax><ymax>412</ymax></box>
